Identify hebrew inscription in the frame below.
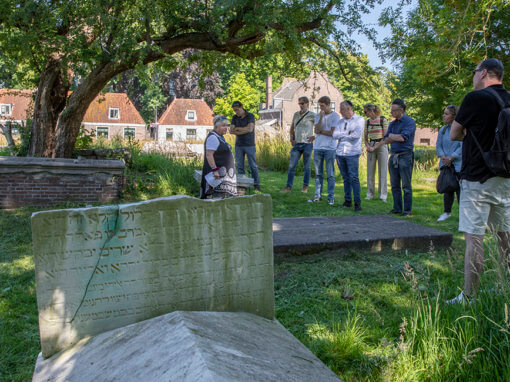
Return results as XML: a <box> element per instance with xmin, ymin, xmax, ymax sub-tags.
<box><xmin>32</xmin><ymin>195</ymin><xmax>274</xmax><ymax>358</ymax></box>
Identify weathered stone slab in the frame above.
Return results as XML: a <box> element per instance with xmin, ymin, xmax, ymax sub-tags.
<box><xmin>32</xmin><ymin>195</ymin><xmax>274</xmax><ymax>358</ymax></box>
<box><xmin>273</xmin><ymin>215</ymin><xmax>452</xmax><ymax>259</ymax></box>
<box><xmin>33</xmin><ymin>311</ymin><xmax>341</xmax><ymax>382</ymax></box>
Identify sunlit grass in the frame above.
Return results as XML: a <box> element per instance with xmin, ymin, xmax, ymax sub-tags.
<box><xmin>1</xmin><ymin>144</ymin><xmax>508</xmax><ymax>381</ymax></box>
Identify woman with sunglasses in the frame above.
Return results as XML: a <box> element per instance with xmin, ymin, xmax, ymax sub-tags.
<box><xmin>200</xmin><ymin>115</ymin><xmax>237</xmax><ymax>199</ymax></box>
<box><xmin>363</xmin><ymin>103</ymin><xmax>389</xmax><ymax>202</ymax></box>
<box><xmin>436</xmin><ymin>105</ymin><xmax>462</xmax><ymax>221</ymax></box>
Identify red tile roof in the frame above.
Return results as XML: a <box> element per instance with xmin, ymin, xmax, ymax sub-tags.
<box><xmin>0</xmin><ymin>89</ymin><xmax>34</xmax><ymax>121</ymax></box>
<box><xmin>158</xmin><ymin>98</ymin><xmax>213</xmax><ymax>126</ymax></box>
<box><xmin>83</xmin><ymin>93</ymin><xmax>145</xmax><ymax>125</ymax></box>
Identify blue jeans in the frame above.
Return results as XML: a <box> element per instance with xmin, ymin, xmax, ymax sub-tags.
<box><xmin>336</xmin><ymin>154</ymin><xmax>361</xmax><ymax>204</ymax></box>
<box><xmin>235</xmin><ymin>145</ymin><xmax>260</xmax><ymax>186</ymax></box>
<box><xmin>313</xmin><ymin>149</ymin><xmax>336</xmax><ymax>201</ymax></box>
<box><xmin>388</xmin><ymin>151</ymin><xmax>414</xmax><ymax>213</ymax></box>
<box><xmin>286</xmin><ymin>143</ymin><xmax>313</xmax><ymax>188</ymax></box>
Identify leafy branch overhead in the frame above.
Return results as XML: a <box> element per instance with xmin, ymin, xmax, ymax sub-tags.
<box><xmin>1</xmin><ymin>0</ymin><xmax>380</xmax><ymax>158</ymax></box>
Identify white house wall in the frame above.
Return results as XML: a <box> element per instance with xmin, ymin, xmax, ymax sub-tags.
<box><xmin>157</xmin><ymin>124</ymin><xmax>212</xmax><ymax>143</ymax></box>
<box><xmin>82</xmin><ymin>122</ymin><xmax>146</xmax><ymax>140</ymax></box>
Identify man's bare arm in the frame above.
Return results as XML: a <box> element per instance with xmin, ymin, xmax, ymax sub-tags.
<box><xmin>230</xmin><ymin>122</ymin><xmax>255</xmax><ymax>135</ymax></box>
<box><xmin>289</xmin><ymin>122</ymin><xmax>296</xmax><ymax>143</ymax></box>
<box><xmin>450</xmin><ymin>120</ymin><xmax>466</xmax><ymax>141</ymax></box>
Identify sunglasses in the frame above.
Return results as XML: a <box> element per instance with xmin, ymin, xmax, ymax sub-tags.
<box><xmin>472</xmin><ymin>68</ymin><xmax>484</xmax><ymax>75</ymax></box>
<box><xmin>298</xmin><ymin>102</ymin><xmax>307</xmax><ymax>105</ymax></box>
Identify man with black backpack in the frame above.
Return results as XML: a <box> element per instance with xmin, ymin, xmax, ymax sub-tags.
<box><xmin>449</xmin><ymin>58</ymin><xmax>510</xmax><ymax>304</ymax></box>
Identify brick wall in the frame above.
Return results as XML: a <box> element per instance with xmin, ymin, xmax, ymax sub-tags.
<box><xmin>0</xmin><ymin>157</ymin><xmax>125</xmax><ymax>208</ymax></box>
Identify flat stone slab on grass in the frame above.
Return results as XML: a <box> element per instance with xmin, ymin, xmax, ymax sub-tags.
<box><xmin>33</xmin><ymin>311</ymin><xmax>341</xmax><ymax>382</ymax></box>
<box><xmin>273</xmin><ymin>215</ymin><xmax>452</xmax><ymax>258</ymax></box>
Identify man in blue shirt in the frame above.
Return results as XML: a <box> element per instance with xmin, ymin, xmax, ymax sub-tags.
<box><xmin>368</xmin><ymin>99</ymin><xmax>416</xmax><ymax>216</ymax></box>
<box><xmin>229</xmin><ymin>100</ymin><xmax>260</xmax><ymax>191</ymax></box>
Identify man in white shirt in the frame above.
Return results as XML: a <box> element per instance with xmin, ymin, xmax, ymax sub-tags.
<box><xmin>309</xmin><ymin>96</ymin><xmax>341</xmax><ymax>205</ymax></box>
<box><xmin>331</xmin><ymin>101</ymin><xmax>365</xmax><ymax>211</ymax></box>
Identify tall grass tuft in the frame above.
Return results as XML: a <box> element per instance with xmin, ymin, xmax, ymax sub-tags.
<box><xmin>388</xmin><ymin>244</ymin><xmax>510</xmax><ymax>381</ymax></box>
<box><xmin>125</xmin><ymin>152</ymin><xmax>201</xmax><ymax>200</ymax></box>
<box><xmin>307</xmin><ymin>313</ymin><xmax>385</xmax><ymax>379</ymax></box>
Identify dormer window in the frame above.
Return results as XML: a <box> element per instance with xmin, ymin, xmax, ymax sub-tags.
<box><xmin>185</xmin><ymin>110</ymin><xmax>197</xmax><ymax>121</ymax></box>
<box><xmin>109</xmin><ymin>108</ymin><xmax>120</xmax><ymax>120</ymax></box>
<box><xmin>0</xmin><ymin>104</ymin><xmax>12</xmax><ymax>116</ymax></box>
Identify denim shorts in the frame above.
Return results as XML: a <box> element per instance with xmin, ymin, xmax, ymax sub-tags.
<box><xmin>459</xmin><ymin>177</ymin><xmax>510</xmax><ymax>235</ymax></box>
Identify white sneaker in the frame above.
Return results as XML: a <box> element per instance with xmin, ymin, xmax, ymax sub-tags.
<box><xmin>437</xmin><ymin>213</ymin><xmax>451</xmax><ymax>222</ymax></box>
<box><xmin>446</xmin><ymin>291</ymin><xmax>469</xmax><ymax>305</ymax></box>
<box><xmin>328</xmin><ymin>199</ymin><xmax>335</xmax><ymax>206</ymax></box>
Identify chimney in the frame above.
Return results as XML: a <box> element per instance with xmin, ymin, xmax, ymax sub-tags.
<box><xmin>266</xmin><ymin>76</ymin><xmax>273</xmax><ymax>109</ymax></box>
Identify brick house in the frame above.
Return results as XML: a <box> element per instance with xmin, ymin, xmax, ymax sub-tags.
<box><xmin>0</xmin><ymin>89</ymin><xmax>34</xmax><ymax>129</ymax></box>
<box><xmin>414</xmin><ymin>127</ymin><xmax>438</xmax><ymax>147</ymax></box>
<box><xmin>258</xmin><ymin>72</ymin><xmax>344</xmax><ymax>130</ymax></box>
<box><xmin>157</xmin><ymin>98</ymin><xmax>213</xmax><ymax>142</ymax></box>
<box><xmin>81</xmin><ymin>93</ymin><xmax>146</xmax><ymax>140</ymax></box>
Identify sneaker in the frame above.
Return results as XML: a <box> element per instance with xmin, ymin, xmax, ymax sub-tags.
<box><xmin>301</xmin><ymin>185</ymin><xmax>309</xmax><ymax>193</ymax></box>
<box><xmin>354</xmin><ymin>203</ymin><xmax>362</xmax><ymax>212</ymax></box>
<box><xmin>342</xmin><ymin>200</ymin><xmax>352</xmax><ymax>207</ymax></box>
<box><xmin>388</xmin><ymin>209</ymin><xmax>401</xmax><ymax>214</ymax></box>
<box><xmin>328</xmin><ymin>199</ymin><xmax>335</xmax><ymax>206</ymax></box>
<box><xmin>307</xmin><ymin>197</ymin><xmax>322</xmax><ymax>203</ymax></box>
<box><xmin>446</xmin><ymin>291</ymin><xmax>470</xmax><ymax>305</ymax></box>
<box><xmin>254</xmin><ymin>185</ymin><xmax>261</xmax><ymax>192</ymax></box>
<box><xmin>437</xmin><ymin>212</ymin><xmax>451</xmax><ymax>222</ymax></box>
<box><xmin>280</xmin><ymin>187</ymin><xmax>291</xmax><ymax>194</ymax></box>
<box><xmin>401</xmin><ymin>212</ymin><xmax>412</xmax><ymax>217</ymax></box>
<box><xmin>380</xmin><ymin>198</ymin><xmax>387</xmax><ymax>203</ymax></box>
<box><xmin>365</xmin><ymin>196</ymin><xmax>373</xmax><ymax>200</ymax></box>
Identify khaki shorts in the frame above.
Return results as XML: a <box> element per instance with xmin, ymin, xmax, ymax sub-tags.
<box><xmin>459</xmin><ymin>177</ymin><xmax>510</xmax><ymax>235</ymax></box>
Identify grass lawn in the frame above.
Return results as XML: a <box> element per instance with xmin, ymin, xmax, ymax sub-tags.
<box><xmin>1</xmin><ymin>164</ymin><xmax>509</xmax><ymax>381</ymax></box>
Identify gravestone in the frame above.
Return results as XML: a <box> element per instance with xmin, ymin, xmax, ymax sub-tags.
<box><xmin>33</xmin><ymin>311</ymin><xmax>341</xmax><ymax>382</ymax></box>
<box><xmin>32</xmin><ymin>195</ymin><xmax>274</xmax><ymax>359</ymax></box>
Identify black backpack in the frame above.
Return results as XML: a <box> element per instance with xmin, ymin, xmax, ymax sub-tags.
<box><xmin>469</xmin><ymin>87</ymin><xmax>510</xmax><ymax>178</ymax></box>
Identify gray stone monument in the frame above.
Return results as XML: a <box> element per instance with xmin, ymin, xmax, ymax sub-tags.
<box><xmin>33</xmin><ymin>311</ymin><xmax>341</xmax><ymax>382</ymax></box>
<box><xmin>32</xmin><ymin>195</ymin><xmax>274</xmax><ymax>358</ymax></box>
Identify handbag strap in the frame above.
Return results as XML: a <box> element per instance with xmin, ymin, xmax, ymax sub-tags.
<box><xmin>294</xmin><ymin>111</ymin><xmax>310</xmax><ymax>128</ymax></box>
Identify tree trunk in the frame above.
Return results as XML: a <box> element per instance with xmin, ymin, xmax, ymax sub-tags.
<box><xmin>0</xmin><ymin>122</ymin><xmax>16</xmax><ymax>148</ymax></box>
<box><xmin>54</xmin><ymin>62</ymin><xmax>123</xmax><ymax>158</ymax></box>
<box><xmin>29</xmin><ymin>58</ymin><xmax>71</xmax><ymax>157</ymax></box>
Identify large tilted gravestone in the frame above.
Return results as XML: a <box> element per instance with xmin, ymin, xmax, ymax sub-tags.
<box><xmin>32</xmin><ymin>195</ymin><xmax>274</xmax><ymax>359</ymax></box>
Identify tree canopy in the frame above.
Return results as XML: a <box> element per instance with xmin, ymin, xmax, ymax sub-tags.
<box><xmin>1</xmin><ymin>0</ymin><xmax>384</xmax><ymax>157</ymax></box>
<box><xmin>382</xmin><ymin>0</ymin><xmax>510</xmax><ymax>127</ymax></box>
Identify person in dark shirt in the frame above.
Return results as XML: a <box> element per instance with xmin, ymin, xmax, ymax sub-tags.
<box><xmin>448</xmin><ymin>58</ymin><xmax>510</xmax><ymax>304</ymax></box>
<box><xmin>368</xmin><ymin>99</ymin><xmax>416</xmax><ymax>216</ymax></box>
<box><xmin>229</xmin><ymin>101</ymin><xmax>260</xmax><ymax>191</ymax></box>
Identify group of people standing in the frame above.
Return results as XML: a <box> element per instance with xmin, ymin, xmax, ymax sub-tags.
<box><xmin>200</xmin><ymin>57</ymin><xmax>509</xmax><ymax>305</ymax></box>
<box><xmin>281</xmin><ymin>95</ymin><xmax>417</xmax><ymax>216</ymax></box>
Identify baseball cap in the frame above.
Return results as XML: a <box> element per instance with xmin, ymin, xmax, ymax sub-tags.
<box><xmin>231</xmin><ymin>101</ymin><xmax>243</xmax><ymax>108</ymax></box>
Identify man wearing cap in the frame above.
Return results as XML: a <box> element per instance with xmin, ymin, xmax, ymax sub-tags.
<box><xmin>229</xmin><ymin>101</ymin><xmax>260</xmax><ymax>191</ymax></box>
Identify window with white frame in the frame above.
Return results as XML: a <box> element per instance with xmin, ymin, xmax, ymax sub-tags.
<box><xmin>313</xmin><ymin>102</ymin><xmax>320</xmax><ymax>114</ymax></box>
<box><xmin>97</xmin><ymin>126</ymin><xmax>109</xmax><ymax>138</ymax></box>
<box><xmin>0</xmin><ymin>104</ymin><xmax>12</xmax><ymax>116</ymax></box>
<box><xmin>124</xmin><ymin>127</ymin><xmax>135</xmax><ymax>138</ymax></box>
<box><xmin>109</xmin><ymin>108</ymin><xmax>120</xmax><ymax>120</ymax></box>
<box><xmin>185</xmin><ymin>110</ymin><xmax>197</xmax><ymax>121</ymax></box>
<box><xmin>330</xmin><ymin>102</ymin><xmax>336</xmax><ymax>113</ymax></box>
<box><xmin>166</xmin><ymin>128</ymin><xmax>173</xmax><ymax>141</ymax></box>
<box><xmin>186</xmin><ymin>128</ymin><xmax>197</xmax><ymax>140</ymax></box>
